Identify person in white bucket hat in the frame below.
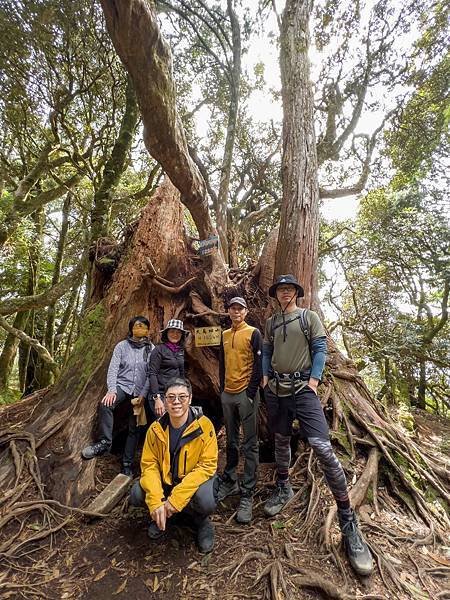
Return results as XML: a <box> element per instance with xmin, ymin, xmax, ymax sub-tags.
<box><xmin>140</xmin><ymin>319</ymin><xmax>189</xmax><ymax>421</ymax></box>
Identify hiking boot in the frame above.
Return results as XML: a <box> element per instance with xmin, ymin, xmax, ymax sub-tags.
<box><xmin>339</xmin><ymin>509</ymin><xmax>373</xmax><ymax>576</ymax></box>
<box><xmin>264</xmin><ymin>482</ymin><xmax>294</xmax><ymax>517</ymax></box>
<box><xmin>217</xmin><ymin>477</ymin><xmax>240</xmax><ymax>502</ymax></box>
<box><xmin>147</xmin><ymin>521</ymin><xmax>165</xmax><ymax>541</ymax></box>
<box><xmin>236</xmin><ymin>495</ymin><xmax>253</xmax><ymax>524</ymax></box>
<box><xmin>122</xmin><ymin>463</ymin><xmax>133</xmax><ymax>478</ymax></box>
<box><xmin>81</xmin><ymin>439</ymin><xmax>110</xmax><ymax>460</ymax></box>
<box><xmin>196</xmin><ymin>517</ymin><xmax>215</xmax><ymax>553</ymax></box>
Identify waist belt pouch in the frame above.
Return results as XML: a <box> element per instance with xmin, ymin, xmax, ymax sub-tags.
<box><xmin>268</xmin><ymin>376</ymin><xmax>298</xmax><ymax>431</ymax></box>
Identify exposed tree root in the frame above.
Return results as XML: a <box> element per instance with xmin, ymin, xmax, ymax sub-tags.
<box><xmin>325</xmin><ymin>340</ymin><xmax>449</xmax><ymax>550</ymax></box>
<box><xmin>290</xmin><ymin>574</ymin><xmax>351</xmax><ymax>599</ymax></box>
<box><xmin>224</xmin><ymin>551</ymin><xmax>267</xmax><ymax>580</ymax></box>
<box><xmin>409</xmin><ymin>554</ymin><xmax>436</xmax><ymax>598</ymax></box>
<box><xmin>150</xmin><ymin>274</ymin><xmax>197</xmax><ymax>295</ymax></box>
<box><xmin>0</xmin><ymin>426</ymin><xmax>109</xmax><ymax>575</ymax></box>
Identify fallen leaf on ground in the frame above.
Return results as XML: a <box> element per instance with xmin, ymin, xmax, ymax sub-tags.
<box><xmin>113</xmin><ymin>578</ymin><xmax>127</xmax><ymax>595</ymax></box>
<box><xmin>201</xmin><ymin>553</ymin><xmax>211</xmax><ymax>567</ymax></box>
<box><xmin>144</xmin><ymin>579</ymin><xmax>154</xmax><ymax>591</ymax></box>
<box><xmin>93</xmin><ymin>568</ymin><xmax>108</xmax><ymax>582</ymax></box>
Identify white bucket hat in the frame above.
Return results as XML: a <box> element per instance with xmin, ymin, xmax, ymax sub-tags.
<box><xmin>161</xmin><ymin>319</ymin><xmax>190</xmax><ymax>340</ymax></box>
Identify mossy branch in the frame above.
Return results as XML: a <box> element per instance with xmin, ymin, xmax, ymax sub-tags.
<box><xmin>0</xmin><ymin>316</ymin><xmax>59</xmax><ymax>376</ymax></box>
<box><xmin>91</xmin><ymin>75</ymin><xmax>139</xmax><ymax>240</ymax></box>
<box><xmin>0</xmin><ymin>254</ymin><xmax>86</xmax><ymax>316</ymax></box>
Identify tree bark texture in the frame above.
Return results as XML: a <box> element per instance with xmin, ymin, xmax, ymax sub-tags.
<box><xmin>0</xmin><ymin>312</ymin><xmax>29</xmax><ymax>391</ymax></box>
<box><xmin>276</xmin><ymin>0</ymin><xmax>320</xmax><ymax>308</ymax></box>
<box><xmin>216</xmin><ymin>0</ymin><xmax>241</xmax><ymax>263</ymax></box>
<box><xmin>99</xmin><ymin>0</ymin><xmax>213</xmax><ymax>240</ymax></box>
<box><xmin>256</xmin><ymin>226</ymin><xmax>279</xmax><ymax>296</ymax></box>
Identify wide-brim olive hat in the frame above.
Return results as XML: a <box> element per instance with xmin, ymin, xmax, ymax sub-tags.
<box><xmin>269</xmin><ymin>274</ymin><xmax>304</xmax><ymax>298</ymax></box>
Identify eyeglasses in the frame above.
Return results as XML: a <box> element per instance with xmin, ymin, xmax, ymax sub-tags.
<box><xmin>165</xmin><ymin>393</ymin><xmax>190</xmax><ymax>403</ymax></box>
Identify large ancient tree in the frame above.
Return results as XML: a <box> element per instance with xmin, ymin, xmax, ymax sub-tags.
<box><xmin>0</xmin><ymin>0</ymin><xmax>448</xmax><ymax>597</ymax></box>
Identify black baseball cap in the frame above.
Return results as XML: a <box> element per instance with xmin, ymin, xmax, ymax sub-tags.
<box><xmin>227</xmin><ymin>296</ymin><xmax>247</xmax><ymax>308</ymax></box>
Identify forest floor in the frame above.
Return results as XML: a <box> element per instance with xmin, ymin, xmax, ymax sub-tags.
<box><xmin>2</xmin><ymin>409</ymin><xmax>449</xmax><ymax>600</ymax></box>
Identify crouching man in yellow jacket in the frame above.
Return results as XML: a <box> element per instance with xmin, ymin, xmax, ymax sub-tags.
<box><xmin>129</xmin><ymin>377</ymin><xmax>218</xmax><ymax>553</ymax></box>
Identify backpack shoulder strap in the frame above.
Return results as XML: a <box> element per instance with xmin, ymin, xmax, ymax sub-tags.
<box><xmin>298</xmin><ymin>308</ymin><xmax>312</xmax><ymax>359</ymax></box>
<box><xmin>270</xmin><ymin>314</ymin><xmax>291</xmax><ymax>340</ymax></box>
<box><xmin>271</xmin><ymin>312</ymin><xmax>308</xmax><ymax>341</ymax></box>
<box><xmin>298</xmin><ymin>308</ymin><xmax>310</xmax><ymax>343</ymax></box>
<box><xmin>269</xmin><ymin>315</ymin><xmax>275</xmax><ymax>342</ymax></box>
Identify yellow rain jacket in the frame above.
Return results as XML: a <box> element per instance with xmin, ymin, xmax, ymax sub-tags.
<box><xmin>140</xmin><ymin>407</ymin><xmax>218</xmax><ymax>513</ymax></box>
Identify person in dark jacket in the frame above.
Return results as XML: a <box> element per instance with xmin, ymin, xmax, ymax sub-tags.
<box><xmin>140</xmin><ymin>319</ymin><xmax>189</xmax><ymax>420</ymax></box>
<box><xmin>81</xmin><ymin>316</ymin><xmax>153</xmax><ymax>476</ymax></box>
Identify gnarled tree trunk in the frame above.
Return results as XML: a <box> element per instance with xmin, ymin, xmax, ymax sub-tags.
<box><xmin>0</xmin><ymin>179</ymin><xmax>218</xmax><ymax>504</ymax></box>
<box><xmin>99</xmin><ymin>0</ymin><xmax>228</xmax><ymax>298</ymax></box>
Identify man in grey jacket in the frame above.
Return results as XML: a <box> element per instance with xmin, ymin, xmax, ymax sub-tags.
<box><xmin>82</xmin><ymin>316</ymin><xmax>153</xmax><ymax>476</ymax></box>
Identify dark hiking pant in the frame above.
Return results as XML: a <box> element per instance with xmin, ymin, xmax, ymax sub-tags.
<box><xmin>130</xmin><ymin>476</ymin><xmax>219</xmax><ymax>517</ymax></box>
<box><xmin>98</xmin><ymin>386</ymin><xmax>138</xmax><ymax>466</ymax></box>
<box><xmin>221</xmin><ymin>390</ymin><xmax>259</xmax><ymax>496</ymax></box>
<box><xmin>265</xmin><ymin>385</ymin><xmax>350</xmax><ymax>508</ymax></box>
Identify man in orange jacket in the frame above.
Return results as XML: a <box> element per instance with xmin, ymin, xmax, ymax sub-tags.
<box><xmin>129</xmin><ymin>378</ymin><xmax>218</xmax><ymax>553</ymax></box>
<box><xmin>218</xmin><ymin>296</ymin><xmax>262</xmax><ymax>524</ymax></box>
